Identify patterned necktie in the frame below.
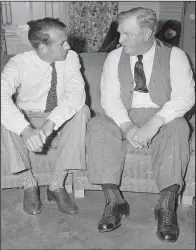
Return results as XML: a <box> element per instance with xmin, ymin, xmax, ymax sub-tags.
<box><xmin>45</xmin><ymin>62</ymin><xmax>58</xmax><ymax>112</ymax></box>
<box><xmin>134</xmin><ymin>55</ymin><xmax>148</xmax><ymax>93</ymax></box>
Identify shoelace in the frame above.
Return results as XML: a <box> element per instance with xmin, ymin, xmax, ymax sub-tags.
<box><xmin>103</xmin><ymin>202</ymin><xmax>116</xmax><ymax>216</ymax></box>
<box><xmin>25</xmin><ymin>188</ymin><xmax>39</xmax><ymax>201</ymax></box>
<box><xmin>159</xmin><ymin>208</ymin><xmax>174</xmax><ymax>226</ymax></box>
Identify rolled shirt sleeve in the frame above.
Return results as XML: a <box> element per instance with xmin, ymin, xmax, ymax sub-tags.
<box><xmin>47</xmin><ymin>51</ymin><xmax>86</xmax><ymax>130</ymax></box>
<box><xmin>101</xmin><ymin>48</ymin><xmax>131</xmax><ymax>127</ymax></box>
<box><xmin>156</xmin><ymin>46</ymin><xmax>195</xmax><ymax>124</ymax></box>
<box><xmin>1</xmin><ymin>57</ymin><xmax>30</xmax><ymax>135</ymax></box>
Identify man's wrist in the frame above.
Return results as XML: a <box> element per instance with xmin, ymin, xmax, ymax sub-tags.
<box><xmin>20</xmin><ymin>124</ymin><xmax>31</xmax><ymax>137</ymax></box>
<box><xmin>120</xmin><ymin>120</ymin><xmax>135</xmax><ymax>137</ymax></box>
<box><xmin>45</xmin><ymin>119</ymin><xmax>55</xmax><ymax>129</ymax></box>
<box><xmin>148</xmin><ymin>115</ymin><xmax>165</xmax><ymax>130</ymax></box>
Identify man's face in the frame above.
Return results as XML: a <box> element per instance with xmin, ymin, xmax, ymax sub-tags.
<box><xmin>44</xmin><ymin>28</ymin><xmax>70</xmax><ymax>61</ymax></box>
<box><xmin>117</xmin><ymin>16</ymin><xmax>146</xmax><ymax>56</ymax></box>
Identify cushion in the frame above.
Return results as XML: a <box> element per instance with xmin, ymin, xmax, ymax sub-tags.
<box><xmin>79</xmin><ymin>52</ymin><xmax>108</xmax><ymax>115</ymax></box>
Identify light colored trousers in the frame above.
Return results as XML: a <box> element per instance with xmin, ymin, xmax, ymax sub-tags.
<box><xmin>86</xmin><ymin>108</ymin><xmax>190</xmax><ymax>193</ymax></box>
<box><xmin>1</xmin><ymin>105</ymin><xmax>90</xmax><ymax>174</ymax></box>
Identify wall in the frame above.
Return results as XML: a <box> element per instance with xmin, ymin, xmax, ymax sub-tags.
<box><xmin>180</xmin><ymin>1</ymin><xmax>195</xmax><ymax>71</ymax></box>
<box><xmin>1</xmin><ymin>1</ymin><xmax>194</xmax><ymax>55</ymax></box>
<box><xmin>118</xmin><ymin>1</ymin><xmax>184</xmax><ymax>22</ymax></box>
<box><xmin>1</xmin><ymin>1</ymin><xmax>69</xmax><ymax>26</ymax></box>
<box><xmin>1</xmin><ymin>1</ymin><xmax>69</xmax><ymax>54</ymax></box>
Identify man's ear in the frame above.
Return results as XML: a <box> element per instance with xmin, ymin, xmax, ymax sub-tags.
<box><xmin>39</xmin><ymin>43</ymin><xmax>48</xmax><ymax>54</ymax></box>
<box><xmin>143</xmin><ymin>28</ymin><xmax>153</xmax><ymax>42</ymax></box>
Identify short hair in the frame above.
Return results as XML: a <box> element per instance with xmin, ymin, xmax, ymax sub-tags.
<box><xmin>27</xmin><ymin>17</ymin><xmax>67</xmax><ymax>49</ymax></box>
<box><xmin>117</xmin><ymin>7</ymin><xmax>157</xmax><ymax>32</ymax></box>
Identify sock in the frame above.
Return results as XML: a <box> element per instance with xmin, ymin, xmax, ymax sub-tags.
<box><xmin>158</xmin><ymin>184</ymin><xmax>179</xmax><ymax>210</ymax></box>
<box><xmin>101</xmin><ymin>184</ymin><xmax>124</xmax><ymax>204</ymax></box>
<box><xmin>49</xmin><ymin>170</ymin><xmax>68</xmax><ymax>191</ymax></box>
<box><xmin>22</xmin><ymin>170</ymin><xmax>37</xmax><ymax>189</ymax></box>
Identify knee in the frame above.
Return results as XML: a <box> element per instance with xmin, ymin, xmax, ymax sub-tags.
<box><xmin>87</xmin><ymin>115</ymin><xmax>104</xmax><ymax>134</ymax></box>
<box><xmin>87</xmin><ymin>115</ymin><xmax>124</xmax><ymax>141</ymax></box>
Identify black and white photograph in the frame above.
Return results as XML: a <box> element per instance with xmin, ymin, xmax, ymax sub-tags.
<box><xmin>1</xmin><ymin>1</ymin><xmax>195</xmax><ymax>249</ymax></box>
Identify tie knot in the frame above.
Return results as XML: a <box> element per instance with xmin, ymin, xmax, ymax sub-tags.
<box><xmin>50</xmin><ymin>62</ymin><xmax>55</xmax><ymax>69</ymax></box>
<box><xmin>137</xmin><ymin>55</ymin><xmax>143</xmax><ymax>62</ymax></box>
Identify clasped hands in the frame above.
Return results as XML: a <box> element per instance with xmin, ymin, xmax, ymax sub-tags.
<box><xmin>121</xmin><ymin>115</ymin><xmax>165</xmax><ymax>148</ymax></box>
<box><xmin>21</xmin><ymin>119</ymin><xmax>55</xmax><ymax>152</ymax></box>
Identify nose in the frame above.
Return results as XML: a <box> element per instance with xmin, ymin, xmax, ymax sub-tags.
<box><xmin>119</xmin><ymin>33</ymin><xmax>126</xmax><ymax>44</ymax></box>
<box><xmin>63</xmin><ymin>41</ymin><xmax>70</xmax><ymax>50</ymax></box>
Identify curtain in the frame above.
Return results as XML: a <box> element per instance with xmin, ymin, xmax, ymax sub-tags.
<box><xmin>68</xmin><ymin>1</ymin><xmax>118</xmax><ymax>52</ymax></box>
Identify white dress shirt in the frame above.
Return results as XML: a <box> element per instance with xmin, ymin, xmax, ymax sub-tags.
<box><xmin>1</xmin><ymin>50</ymin><xmax>86</xmax><ymax>135</ymax></box>
<box><xmin>101</xmin><ymin>41</ymin><xmax>195</xmax><ymax>127</ymax></box>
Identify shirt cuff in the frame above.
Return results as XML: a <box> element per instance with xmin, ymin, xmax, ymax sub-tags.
<box><xmin>18</xmin><ymin>121</ymin><xmax>30</xmax><ymax>136</ymax></box>
<box><xmin>116</xmin><ymin>117</ymin><xmax>132</xmax><ymax>127</ymax></box>
<box><xmin>47</xmin><ymin>106</ymin><xmax>76</xmax><ymax>131</ymax></box>
<box><xmin>47</xmin><ymin>114</ymin><xmax>65</xmax><ymax>131</ymax></box>
<box><xmin>155</xmin><ymin>109</ymin><xmax>174</xmax><ymax>124</ymax></box>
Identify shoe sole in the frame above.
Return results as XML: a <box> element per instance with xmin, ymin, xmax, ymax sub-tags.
<box><xmin>98</xmin><ymin>210</ymin><xmax>130</xmax><ymax>233</ymax></box>
<box><xmin>23</xmin><ymin>206</ymin><xmax>42</xmax><ymax>215</ymax></box>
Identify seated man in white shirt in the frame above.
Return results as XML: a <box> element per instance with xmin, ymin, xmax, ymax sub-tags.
<box><xmin>86</xmin><ymin>8</ymin><xmax>195</xmax><ymax>242</ymax></box>
<box><xmin>1</xmin><ymin>17</ymin><xmax>90</xmax><ymax>215</ymax></box>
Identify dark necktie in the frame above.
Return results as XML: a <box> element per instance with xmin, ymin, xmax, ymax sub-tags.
<box><xmin>45</xmin><ymin>62</ymin><xmax>58</xmax><ymax>112</ymax></box>
<box><xmin>134</xmin><ymin>55</ymin><xmax>148</xmax><ymax>93</ymax></box>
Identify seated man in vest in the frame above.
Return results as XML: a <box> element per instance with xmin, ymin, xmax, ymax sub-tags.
<box><xmin>86</xmin><ymin>8</ymin><xmax>195</xmax><ymax>242</ymax></box>
<box><xmin>1</xmin><ymin>17</ymin><xmax>90</xmax><ymax>215</ymax></box>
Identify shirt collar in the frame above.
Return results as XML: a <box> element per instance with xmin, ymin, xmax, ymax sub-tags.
<box><xmin>142</xmin><ymin>40</ymin><xmax>156</xmax><ymax>60</ymax></box>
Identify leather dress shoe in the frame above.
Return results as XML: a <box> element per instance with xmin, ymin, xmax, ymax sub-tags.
<box><xmin>98</xmin><ymin>200</ymin><xmax>130</xmax><ymax>233</ymax></box>
<box><xmin>47</xmin><ymin>187</ymin><xmax>78</xmax><ymax>214</ymax></box>
<box><xmin>154</xmin><ymin>205</ymin><xmax>179</xmax><ymax>243</ymax></box>
<box><xmin>23</xmin><ymin>186</ymin><xmax>42</xmax><ymax>215</ymax></box>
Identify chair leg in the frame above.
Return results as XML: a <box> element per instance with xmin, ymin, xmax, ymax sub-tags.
<box><xmin>65</xmin><ymin>184</ymin><xmax>72</xmax><ymax>194</ymax></box>
<box><xmin>74</xmin><ymin>189</ymin><xmax>85</xmax><ymax>198</ymax></box>
<box><xmin>178</xmin><ymin>195</ymin><xmax>181</xmax><ymax>205</ymax></box>
<box><xmin>181</xmin><ymin>195</ymin><xmax>194</xmax><ymax>206</ymax></box>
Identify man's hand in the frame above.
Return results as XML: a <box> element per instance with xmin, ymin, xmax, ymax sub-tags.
<box><xmin>133</xmin><ymin>115</ymin><xmax>165</xmax><ymax>146</ymax></box>
<box><xmin>21</xmin><ymin>125</ymin><xmax>46</xmax><ymax>152</ymax></box>
<box><xmin>40</xmin><ymin>119</ymin><xmax>55</xmax><ymax>139</ymax></box>
<box><xmin>120</xmin><ymin>121</ymin><xmax>143</xmax><ymax>148</ymax></box>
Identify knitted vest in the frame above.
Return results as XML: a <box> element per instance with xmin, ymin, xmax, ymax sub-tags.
<box><xmin>118</xmin><ymin>40</ymin><xmax>172</xmax><ymax>111</ymax></box>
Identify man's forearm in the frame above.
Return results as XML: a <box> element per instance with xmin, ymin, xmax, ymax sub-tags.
<box><xmin>146</xmin><ymin>114</ymin><xmax>165</xmax><ymax>130</ymax></box>
<box><xmin>47</xmin><ymin>95</ymin><xmax>85</xmax><ymax>131</ymax></box>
